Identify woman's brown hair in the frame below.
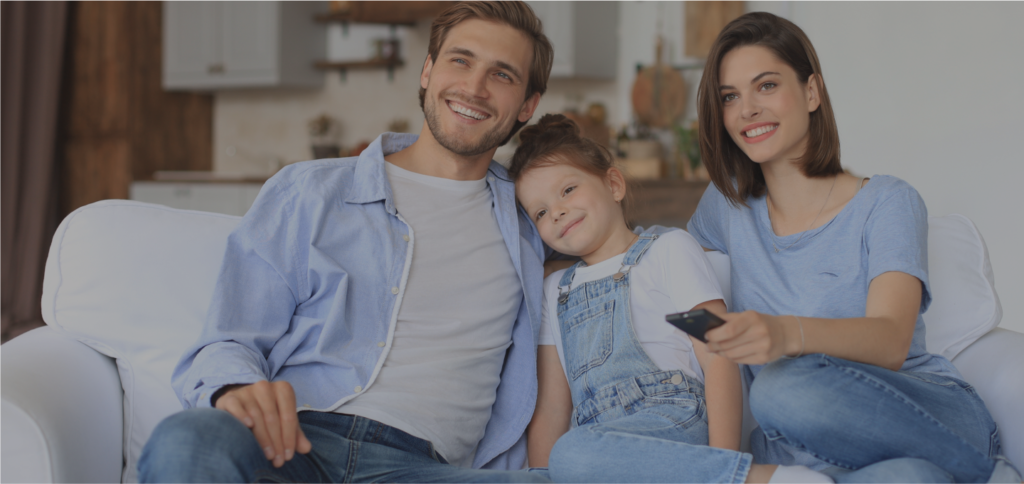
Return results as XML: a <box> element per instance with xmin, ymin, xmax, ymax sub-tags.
<box><xmin>419</xmin><ymin>1</ymin><xmax>554</xmax><ymax>144</ymax></box>
<box><xmin>698</xmin><ymin>12</ymin><xmax>841</xmax><ymax>206</ymax></box>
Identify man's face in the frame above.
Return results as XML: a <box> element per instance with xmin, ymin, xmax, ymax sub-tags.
<box><xmin>421</xmin><ymin>18</ymin><xmax>540</xmax><ymax>158</ymax></box>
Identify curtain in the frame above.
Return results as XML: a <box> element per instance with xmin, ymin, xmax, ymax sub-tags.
<box><xmin>1</xmin><ymin>1</ymin><xmax>69</xmax><ymax>342</ymax></box>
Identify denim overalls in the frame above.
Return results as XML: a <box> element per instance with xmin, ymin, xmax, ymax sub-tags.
<box><xmin>545</xmin><ymin>234</ymin><xmax>753</xmax><ymax>483</ymax></box>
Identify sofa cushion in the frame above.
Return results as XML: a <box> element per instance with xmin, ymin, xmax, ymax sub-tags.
<box><xmin>922</xmin><ymin>214</ymin><xmax>1002</xmax><ymax>360</ymax></box>
<box><xmin>41</xmin><ymin>200</ymin><xmax>240</xmax><ymax>483</ymax></box>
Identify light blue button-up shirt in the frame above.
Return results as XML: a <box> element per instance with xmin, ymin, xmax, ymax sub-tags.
<box><xmin>172</xmin><ymin>133</ymin><xmax>546</xmax><ymax>469</ymax></box>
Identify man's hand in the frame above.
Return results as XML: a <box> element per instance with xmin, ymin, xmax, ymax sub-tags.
<box><xmin>213</xmin><ymin>381</ymin><xmax>313</xmax><ymax>468</ymax></box>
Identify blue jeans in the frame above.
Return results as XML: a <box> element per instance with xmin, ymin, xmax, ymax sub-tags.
<box><xmin>138</xmin><ymin>408</ymin><xmax>549</xmax><ymax>483</ymax></box>
<box><xmin>749</xmin><ymin>354</ymin><xmax>1021</xmax><ymax>483</ymax></box>
<box><xmin>546</xmin><ymin>402</ymin><xmax>751</xmax><ymax>483</ymax></box>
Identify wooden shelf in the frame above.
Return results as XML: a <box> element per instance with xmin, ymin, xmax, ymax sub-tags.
<box><xmin>314</xmin><ymin>59</ymin><xmax>405</xmax><ymax>81</ymax></box>
<box><xmin>314</xmin><ymin>59</ymin><xmax>404</xmax><ymax>70</ymax></box>
<box><xmin>314</xmin><ymin>11</ymin><xmax>415</xmax><ymax>26</ymax></box>
<box><xmin>628</xmin><ymin>179</ymin><xmax>710</xmax><ymax>229</ymax></box>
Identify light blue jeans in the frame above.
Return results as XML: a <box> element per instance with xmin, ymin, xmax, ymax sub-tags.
<box><xmin>138</xmin><ymin>408</ymin><xmax>550</xmax><ymax>483</ymax></box>
<box><xmin>749</xmin><ymin>354</ymin><xmax>1021</xmax><ymax>483</ymax></box>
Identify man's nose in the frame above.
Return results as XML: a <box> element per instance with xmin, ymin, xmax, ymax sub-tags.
<box><xmin>462</xmin><ymin>68</ymin><xmax>489</xmax><ymax>98</ymax></box>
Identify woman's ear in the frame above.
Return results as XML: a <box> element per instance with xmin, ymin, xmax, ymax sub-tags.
<box><xmin>806</xmin><ymin>73</ymin><xmax>821</xmax><ymax>113</ymax></box>
<box><xmin>605</xmin><ymin>167</ymin><xmax>628</xmax><ymax>203</ymax></box>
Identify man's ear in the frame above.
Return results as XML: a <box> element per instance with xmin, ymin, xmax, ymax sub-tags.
<box><xmin>518</xmin><ymin>92</ymin><xmax>542</xmax><ymax>123</ymax></box>
<box><xmin>606</xmin><ymin>167</ymin><xmax>628</xmax><ymax>203</ymax></box>
<box><xmin>420</xmin><ymin>55</ymin><xmax>434</xmax><ymax>91</ymax></box>
<box><xmin>806</xmin><ymin>73</ymin><xmax>821</xmax><ymax>113</ymax></box>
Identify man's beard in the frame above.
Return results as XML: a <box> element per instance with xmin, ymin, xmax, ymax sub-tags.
<box><xmin>423</xmin><ymin>90</ymin><xmax>515</xmax><ymax>158</ymax></box>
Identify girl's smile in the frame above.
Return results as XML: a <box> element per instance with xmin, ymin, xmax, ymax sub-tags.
<box><xmin>515</xmin><ymin>160</ymin><xmax>634</xmax><ymax>266</ymax></box>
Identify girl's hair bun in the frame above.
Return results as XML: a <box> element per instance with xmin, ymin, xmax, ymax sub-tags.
<box><xmin>517</xmin><ymin>113</ymin><xmax>581</xmax><ymax>147</ymax></box>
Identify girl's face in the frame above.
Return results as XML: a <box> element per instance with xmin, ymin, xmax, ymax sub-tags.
<box><xmin>516</xmin><ymin>160</ymin><xmax>628</xmax><ymax>263</ymax></box>
<box><xmin>719</xmin><ymin>45</ymin><xmax>820</xmax><ymax>166</ymax></box>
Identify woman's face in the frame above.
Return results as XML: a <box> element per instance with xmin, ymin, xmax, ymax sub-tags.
<box><xmin>719</xmin><ymin>45</ymin><xmax>820</xmax><ymax>166</ymax></box>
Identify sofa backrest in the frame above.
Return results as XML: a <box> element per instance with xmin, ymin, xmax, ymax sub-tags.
<box><xmin>39</xmin><ymin>201</ymin><xmax>1003</xmax><ymax>482</ymax></box>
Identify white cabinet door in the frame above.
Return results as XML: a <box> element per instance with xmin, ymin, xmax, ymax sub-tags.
<box><xmin>222</xmin><ymin>2</ymin><xmax>278</xmax><ymax>84</ymax></box>
<box><xmin>163</xmin><ymin>1</ymin><xmax>324</xmax><ymax>90</ymax></box>
<box><xmin>526</xmin><ymin>1</ymin><xmax>617</xmax><ymax>80</ymax></box>
<box><xmin>131</xmin><ymin>182</ymin><xmax>264</xmax><ymax>217</ymax></box>
<box><xmin>163</xmin><ymin>2</ymin><xmax>222</xmax><ymax>84</ymax></box>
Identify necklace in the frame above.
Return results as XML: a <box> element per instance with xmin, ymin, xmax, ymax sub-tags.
<box><xmin>766</xmin><ymin>175</ymin><xmax>837</xmax><ymax>253</ymax></box>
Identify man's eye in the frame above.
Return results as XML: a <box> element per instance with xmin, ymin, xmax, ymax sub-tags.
<box><xmin>722</xmin><ymin>93</ymin><xmax>737</xmax><ymax>103</ymax></box>
<box><xmin>497</xmin><ymin>72</ymin><xmax>512</xmax><ymax>81</ymax></box>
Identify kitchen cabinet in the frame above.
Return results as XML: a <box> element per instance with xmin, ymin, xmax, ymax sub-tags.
<box><xmin>163</xmin><ymin>2</ymin><xmax>326</xmax><ymax>90</ymax></box>
<box><xmin>526</xmin><ymin>1</ymin><xmax>618</xmax><ymax>79</ymax></box>
<box><xmin>131</xmin><ymin>181</ymin><xmax>265</xmax><ymax>217</ymax></box>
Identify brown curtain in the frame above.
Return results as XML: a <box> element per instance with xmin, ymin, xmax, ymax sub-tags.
<box><xmin>1</xmin><ymin>1</ymin><xmax>69</xmax><ymax>342</ymax></box>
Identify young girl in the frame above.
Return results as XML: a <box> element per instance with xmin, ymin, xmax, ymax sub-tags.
<box><xmin>510</xmin><ymin>114</ymin><xmax>829</xmax><ymax>483</ymax></box>
<box><xmin>688</xmin><ymin>11</ymin><xmax>1019</xmax><ymax>484</ymax></box>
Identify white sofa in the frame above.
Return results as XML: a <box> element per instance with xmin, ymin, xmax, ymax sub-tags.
<box><xmin>2</xmin><ymin>200</ymin><xmax>1023</xmax><ymax>483</ymax></box>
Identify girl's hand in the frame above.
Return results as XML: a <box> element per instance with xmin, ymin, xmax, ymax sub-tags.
<box><xmin>705</xmin><ymin>310</ymin><xmax>800</xmax><ymax>365</ymax></box>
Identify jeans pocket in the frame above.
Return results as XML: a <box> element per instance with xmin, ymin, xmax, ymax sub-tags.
<box><xmin>562</xmin><ymin>300</ymin><xmax>615</xmax><ymax>380</ymax></box>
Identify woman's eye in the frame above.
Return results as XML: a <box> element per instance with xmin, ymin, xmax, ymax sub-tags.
<box><xmin>760</xmin><ymin>82</ymin><xmax>776</xmax><ymax>91</ymax></box>
<box><xmin>722</xmin><ymin>93</ymin><xmax>737</xmax><ymax>103</ymax></box>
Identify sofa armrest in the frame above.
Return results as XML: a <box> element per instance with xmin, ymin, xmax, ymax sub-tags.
<box><xmin>1</xmin><ymin>326</ymin><xmax>124</xmax><ymax>483</ymax></box>
<box><xmin>951</xmin><ymin>327</ymin><xmax>1024</xmax><ymax>471</ymax></box>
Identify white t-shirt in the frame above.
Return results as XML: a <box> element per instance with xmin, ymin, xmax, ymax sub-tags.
<box><xmin>540</xmin><ymin>229</ymin><xmax>724</xmax><ymax>383</ymax></box>
<box><xmin>337</xmin><ymin>162</ymin><xmax>522</xmax><ymax>467</ymax></box>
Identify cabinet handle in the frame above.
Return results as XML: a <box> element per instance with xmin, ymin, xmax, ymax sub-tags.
<box><xmin>207</xmin><ymin>63</ymin><xmax>224</xmax><ymax>74</ymax></box>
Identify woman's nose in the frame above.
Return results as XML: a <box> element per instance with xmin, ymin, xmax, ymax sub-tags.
<box><xmin>741</xmin><ymin>97</ymin><xmax>761</xmax><ymax>119</ymax></box>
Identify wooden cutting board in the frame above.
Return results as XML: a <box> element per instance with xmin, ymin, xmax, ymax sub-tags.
<box><xmin>631</xmin><ymin>38</ymin><xmax>687</xmax><ymax>128</ymax></box>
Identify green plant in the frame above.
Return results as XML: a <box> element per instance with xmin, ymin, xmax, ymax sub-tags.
<box><xmin>675</xmin><ymin>123</ymin><xmax>701</xmax><ymax>171</ymax></box>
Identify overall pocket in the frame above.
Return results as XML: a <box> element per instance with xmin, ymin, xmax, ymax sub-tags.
<box><xmin>562</xmin><ymin>299</ymin><xmax>615</xmax><ymax>380</ymax></box>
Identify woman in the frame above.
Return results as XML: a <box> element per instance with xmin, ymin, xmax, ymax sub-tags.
<box><xmin>688</xmin><ymin>11</ymin><xmax>1020</xmax><ymax>483</ymax></box>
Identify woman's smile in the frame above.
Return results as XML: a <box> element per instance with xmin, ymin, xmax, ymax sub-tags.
<box><xmin>741</xmin><ymin>122</ymin><xmax>779</xmax><ymax>143</ymax></box>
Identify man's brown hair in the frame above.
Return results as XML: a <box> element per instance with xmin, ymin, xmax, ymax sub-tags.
<box><xmin>697</xmin><ymin>12</ymin><xmax>841</xmax><ymax>206</ymax></box>
<box><xmin>419</xmin><ymin>1</ymin><xmax>554</xmax><ymax>142</ymax></box>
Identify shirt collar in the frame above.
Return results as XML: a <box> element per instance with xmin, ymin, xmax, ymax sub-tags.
<box><xmin>346</xmin><ymin>132</ymin><xmax>515</xmax><ymax>208</ymax></box>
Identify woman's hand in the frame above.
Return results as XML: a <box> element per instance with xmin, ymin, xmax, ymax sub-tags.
<box><xmin>705</xmin><ymin>311</ymin><xmax>801</xmax><ymax>365</ymax></box>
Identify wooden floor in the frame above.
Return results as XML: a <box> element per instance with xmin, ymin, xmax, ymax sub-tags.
<box><xmin>628</xmin><ymin>179</ymin><xmax>710</xmax><ymax>231</ymax></box>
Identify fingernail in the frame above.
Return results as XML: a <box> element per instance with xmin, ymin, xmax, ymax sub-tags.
<box><xmin>244</xmin><ymin>418</ymin><xmax>254</xmax><ymax>427</ymax></box>
<box><xmin>264</xmin><ymin>446</ymin><xmax>274</xmax><ymax>459</ymax></box>
<box><xmin>285</xmin><ymin>449</ymin><xmax>294</xmax><ymax>460</ymax></box>
<box><xmin>274</xmin><ymin>456</ymin><xmax>284</xmax><ymax>468</ymax></box>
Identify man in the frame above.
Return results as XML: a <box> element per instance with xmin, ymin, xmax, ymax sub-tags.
<box><xmin>138</xmin><ymin>2</ymin><xmax>554</xmax><ymax>482</ymax></box>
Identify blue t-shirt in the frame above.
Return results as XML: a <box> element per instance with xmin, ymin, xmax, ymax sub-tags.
<box><xmin>687</xmin><ymin>175</ymin><xmax>958</xmax><ymax>378</ymax></box>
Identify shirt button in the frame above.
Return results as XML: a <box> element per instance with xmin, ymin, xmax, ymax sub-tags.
<box><xmin>488</xmin><ymin>176</ymin><xmax>495</xmax><ymax>182</ymax></box>
<box><xmin>403</xmin><ymin>235</ymin><xmax>410</xmax><ymax>242</ymax></box>
<box><xmin>200</xmin><ymin>393</ymin><xmax>206</xmax><ymax>400</ymax></box>
<box><xmin>391</xmin><ymin>287</ymin><xmax>399</xmax><ymax>294</ymax></box>
<box><xmin>671</xmin><ymin>374</ymin><xmax>683</xmax><ymax>385</ymax></box>
<box><xmin>354</xmin><ymin>386</ymin><xmax>363</xmax><ymax>392</ymax></box>
<box><xmin>378</xmin><ymin>341</ymin><xmax>385</xmax><ymax>347</ymax></box>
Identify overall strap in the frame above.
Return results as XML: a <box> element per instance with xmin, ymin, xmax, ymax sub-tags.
<box><xmin>621</xmin><ymin>233</ymin><xmax>658</xmax><ymax>266</ymax></box>
<box><xmin>556</xmin><ymin>234</ymin><xmax>659</xmax><ymax>305</ymax></box>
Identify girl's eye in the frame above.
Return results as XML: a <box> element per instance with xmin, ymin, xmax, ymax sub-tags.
<box><xmin>760</xmin><ymin>82</ymin><xmax>776</xmax><ymax>91</ymax></box>
<box><xmin>563</xmin><ymin>186</ymin><xmax>576</xmax><ymax>196</ymax></box>
<box><xmin>722</xmin><ymin>93</ymin><xmax>737</xmax><ymax>103</ymax></box>
<box><xmin>535</xmin><ymin>209</ymin><xmax>547</xmax><ymax>221</ymax></box>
